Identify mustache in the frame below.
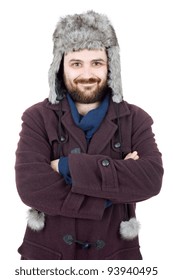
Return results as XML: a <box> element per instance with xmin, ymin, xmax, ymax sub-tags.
<box><xmin>74</xmin><ymin>77</ymin><xmax>101</xmax><ymax>84</ymax></box>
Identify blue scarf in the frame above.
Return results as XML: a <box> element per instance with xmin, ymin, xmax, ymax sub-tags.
<box><xmin>67</xmin><ymin>93</ymin><xmax>110</xmax><ymax>142</ymax></box>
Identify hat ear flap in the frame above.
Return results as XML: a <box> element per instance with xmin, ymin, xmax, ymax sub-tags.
<box><xmin>48</xmin><ymin>52</ymin><xmax>64</xmax><ymax>104</ymax></box>
<box><xmin>107</xmin><ymin>46</ymin><xmax>123</xmax><ymax>103</ymax></box>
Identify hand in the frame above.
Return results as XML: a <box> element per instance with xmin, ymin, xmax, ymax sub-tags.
<box><xmin>124</xmin><ymin>151</ymin><xmax>139</xmax><ymax>160</ymax></box>
<box><xmin>51</xmin><ymin>159</ymin><xmax>60</xmax><ymax>172</ymax></box>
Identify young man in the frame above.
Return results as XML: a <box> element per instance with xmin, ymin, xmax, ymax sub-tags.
<box><xmin>15</xmin><ymin>11</ymin><xmax>163</xmax><ymax>260</ymax></box>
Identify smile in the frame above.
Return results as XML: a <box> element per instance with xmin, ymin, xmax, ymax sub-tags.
<box><xmin>78</xmin><ymin>82</ymin><xmax>97</xmax><ymax>86</ymax></box>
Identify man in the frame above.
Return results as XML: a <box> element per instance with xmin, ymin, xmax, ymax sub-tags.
<box><xmin>15</xmin><ymin>10</ymin><xmax>163</xmax><ymax>260</ymax></box>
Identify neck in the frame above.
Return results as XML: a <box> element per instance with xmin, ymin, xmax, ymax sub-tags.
<box><xmin>75</xmin><ymin>102</ymin><xmax>100</xmax><ymax>116</ymax></box>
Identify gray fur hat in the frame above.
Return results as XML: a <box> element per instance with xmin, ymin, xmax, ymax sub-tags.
<box><xmin>48</xmin><ymin>10</ymin><xmax>123</xmax><ymax>104</ymax></box>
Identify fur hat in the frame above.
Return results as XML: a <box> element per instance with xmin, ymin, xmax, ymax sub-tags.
<box><xmin>48</xmin><ymin>10</ymin><xmax>123</xmax><ymax>104</ymax></box>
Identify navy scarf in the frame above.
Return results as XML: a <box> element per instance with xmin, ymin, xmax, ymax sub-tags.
<box><xmin>67</xmin><ymin>93</ymin><xmax>110</xmax><ymax>142</ymax></box>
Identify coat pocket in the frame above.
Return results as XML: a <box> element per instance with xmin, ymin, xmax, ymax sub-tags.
<box><xmin>105</xmin><ymin>246</ymin><xmax>142</xmax><ymax>260</ymax></box>
<box><xmin>18</xmin><ymin>239</ymin><xmax>62</xmax><ymax>260</ymax></box>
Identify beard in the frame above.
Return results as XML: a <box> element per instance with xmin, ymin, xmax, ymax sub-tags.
<box><xmin>63</xmin><ymin>76</ymin><xmax>108</xmax><ymax>104</ymax></box>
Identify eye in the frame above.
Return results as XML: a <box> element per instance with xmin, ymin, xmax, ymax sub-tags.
<box><xmin>93</xmin><ymin>62</ymin><xmax>101</xmax><ymax>66</ymax></box>
<box><xmin>70</xmin><ymin>62</ymin><xmax>82</xmax><ymax>68</ymax></box>
<box><xmin>92</xmin><ymin>61</ymin><xmax>105</xmax><ymax>67</ymax></box>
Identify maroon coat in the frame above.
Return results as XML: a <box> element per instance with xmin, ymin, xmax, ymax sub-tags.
<box><xmin>15</xmin><ymin>97</ymin><xmax>163</xmax><ymax>260</ymax></box>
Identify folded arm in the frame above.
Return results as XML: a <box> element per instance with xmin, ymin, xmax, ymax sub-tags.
<box><xmin>68</xmin><ymin>117</ymin><xmax>163</xmax><ymax>203</ymax></box>
<box><xmin>15</xmin><ymin>108</ymin><xmax>105</xmax><ymax>220</ymax></box>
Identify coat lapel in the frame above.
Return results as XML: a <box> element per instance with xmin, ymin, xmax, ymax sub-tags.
<box><xmin>61</xmin><ymin>110</ymin><xmax>88</xmax><ymax>152</ymax></box>
<box><xmin>87</xmin><ymin>100</ymin><xmax>118</xmax><ymax>154</ymax></box>
<box><xmin>44</xmin><ymin>98</ymin><xmax>87</xmax><ymax>152</ymax></box>
<box><xmin>88</xmin><ymin>118</ymin><xmax>118</xmax><ymax>154</ymax></box>
<box><xmin>88</xmin><ymin>100</ymin><xmax>131</xmax><ymax>154</ymax></box>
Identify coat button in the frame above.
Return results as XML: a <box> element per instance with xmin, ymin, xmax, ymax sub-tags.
<box><xmin>60</xmin><ymin>136</ymin><xmax>66</xmax><ymax>142</ymax></box>
<box><xmin>101</xmin><ymin>159</ymin><xmax>110</xmax><ymax>167</ymax></box>
<box><xmin>63</xmin><ymin>234</ymin><xmax>73</xmax><ymax>245</ymax></box>
<box><xmin>114</xmin><ymin>142</ymin><xmax>121</xmax><ymax>148</ymax></box>
<box><xmin>96</xmin><ymin>240</ymin><xmax>105</xmax><ymax>249</ymax></box>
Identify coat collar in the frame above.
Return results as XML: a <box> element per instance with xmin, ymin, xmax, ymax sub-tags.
<box><xmin>44</xmin><ymin>96</ymin><xmax>130</xmax><ymax>119</ymax></box>
<box><xmin>44</xmin><ymin>97</ymin><xmax>130</xmax><ymax>154</ymax></box>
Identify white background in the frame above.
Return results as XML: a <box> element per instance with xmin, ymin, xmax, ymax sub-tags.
<box><xmin>0</xmin><ymin>0</ymin><xmax>172</xmax><ymax>278</ymax></box>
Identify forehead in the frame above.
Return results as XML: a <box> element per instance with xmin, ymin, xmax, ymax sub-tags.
<box><xmin>64</xmin><ymin>49</ymin><xmax>108</xmax><ymax>62</ymax></box>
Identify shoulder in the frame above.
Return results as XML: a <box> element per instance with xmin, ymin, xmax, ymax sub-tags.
<box><xmin>21</xmin><ymin>99</ymin><xmax>54</xmax><ymax>129</ymax></box>
<box><xmin>123</xmin><ymin>100</ymin><xmax>153</xmax><ymax>120</ymax></box>
<box><xmin>119</xmin><ymin>100</ymin><xmax>154</xmax><ymax>130</ymax></box>
<box><xmin>23</xmin><ymin>99</ymin><xmax>49</xmax><ymax>114</ymax></box>
<box><xmin>22</xmin><ymin>98</ymin><xmax>61</xmax><ymax>119</ymax></box>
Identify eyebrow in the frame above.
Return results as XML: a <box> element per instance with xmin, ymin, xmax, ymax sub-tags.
<box><xmin>69</xmin><ymin>58</ymin><xmax>107</xmax><ymax>63</ymax></box>
<box><xmin>92</xmin><ymin>59</ymin><xmax>107</xmax><ymax>62</ymax></box>
<box><xmin>69</xmin><ymin>59</ymin><xmax>82</xmax><ymax>63</ymax></box>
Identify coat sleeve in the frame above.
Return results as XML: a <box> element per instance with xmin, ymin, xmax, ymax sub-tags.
<box><xmin>69</xmin><ymin>108</ymin><xmax>164</xmax><ymax>203</ymax></box>
<box><xmin>15</xmin><ymin>106</ymin><xmax>105</xmax><ymax>220</ymax></box>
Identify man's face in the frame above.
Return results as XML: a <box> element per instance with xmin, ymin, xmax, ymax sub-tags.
<box><xmin>63</xmin><ymin>49</ymin><xmax>108</xmax><ymax>103</ymax></box>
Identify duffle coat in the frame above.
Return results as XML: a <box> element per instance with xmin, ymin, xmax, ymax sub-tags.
<box><xmin>15</xmin><ymin>96</ymin><xmax>163</xmax><ymax>260</ymax></box>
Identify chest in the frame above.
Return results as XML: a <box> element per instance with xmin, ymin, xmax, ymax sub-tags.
<box><xmin>46</xmin><ymin>110</ymin><xmax>133</xmax><ymax>160</ymax></box>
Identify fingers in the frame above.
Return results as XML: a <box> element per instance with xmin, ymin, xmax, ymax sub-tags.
<box><xmin>124</xmin><ymin>151</ymin><xmax>139</xmax><ymax>160</ymax></box>
<box><xmin>50</xmin><ymin>159</ymin><xmax>59</xmax><ymax>172</ymax></box>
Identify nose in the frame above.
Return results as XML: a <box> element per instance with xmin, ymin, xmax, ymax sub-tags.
<box><xmin>81</xmin><ymin>65</ymin><xmax>93</xmax><ymax>79</ymax></box>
